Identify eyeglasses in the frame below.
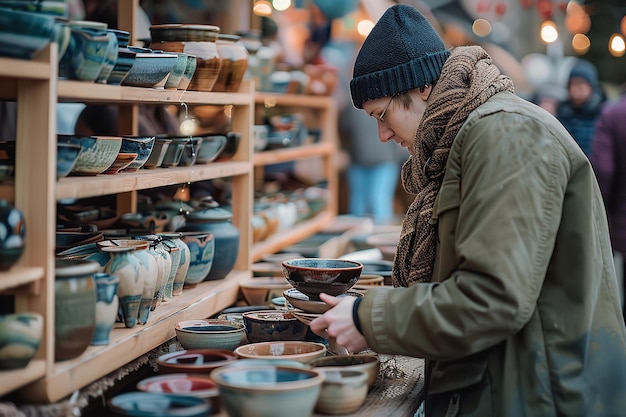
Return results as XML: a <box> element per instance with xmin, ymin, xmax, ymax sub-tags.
<box><xmin>377</xmin><ymin>96</ymin><xmax>394</xmax><ymax>123</ymax></box>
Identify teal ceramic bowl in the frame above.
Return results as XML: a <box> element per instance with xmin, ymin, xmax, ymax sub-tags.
<box><xmin>0</xmin><ymin>7</ymin><xmax>56</xmax><ymax>59</ymax></box>
<box><xmin>0</xmin><ymin>312</ymin><xmax>43</xmax><ymax>370</ymax></box>
<box><xmin>119</xmin><ymin>135</ymin><xmax>155</xmax><ymax>172</ymax></box>
<box><xmin>58</xmin><ymin>26</ymin><xmax>110</xmax><ymax>81</ymax></box>
<box><xmin>175</xmin><ymin>319</ymin><xmax>245</xmax><ymax>351</ymax></box>
<box><xmin>58</xmin><ymin>135</ymin><xmax>122</xmax><ymax>176</ymax></box>
<box><xmin>210</xmin><ymin>365</ymin><xmax>323</xmax><ymax>417</ymax></box>
<box><xmin>108</xmin><ymin>392</ymin><xmax>211</xmax><ymax>417</ymax></box>
<box><xmin>122</xmin><ymin>47</ymin><xmax>177</xmax><ymax>88</ymax></box>
<box><xmin>164</xmin><ymin>52</ymin><xmax>189</xmax><ymax>89</ymax></box>
<box><xmin>195</xmin><ymin>134</ymin><xmax>227</xmax><ymax>164</ymax></box>
<box><xmin>143</xmin><ymin>138</ymin><xmax>171</xmax><ymax>169</ymax></box>
<box><xmin>107</xmin><ymin>47</ymin><xmax>136</xmax><ymax>85</ymax></box>
<box><xmin>57</xmin><ymin>142</ymin><xmax>82</xmax><ymax>178</ymax></box>
<box><xmin>179</xmin><ymin>231</ymin><xmax>214</xmax><ymax>286</ymax></box>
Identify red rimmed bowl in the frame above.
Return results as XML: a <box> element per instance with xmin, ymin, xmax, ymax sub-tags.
<box><xmin>156</xmin><ymin>348</ymin><xmax>239</xmax><ymax>374</ymax></box>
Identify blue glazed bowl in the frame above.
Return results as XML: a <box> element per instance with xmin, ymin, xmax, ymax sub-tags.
<box><xmin>0</xmin><ymin>7</ymin><xmax>56</xmax><ymax>59</ymax></box>
<box><xmin>57</xmin><ymin>142</ymin><xmax>82</xmax><ymax>178</ymax></box>
<box><xmin>107</xmin><ymin>47</ymin><xmax>136</xmax><ymax>85</ymax></box>
<box><xmin>0</xmin><ymin>199</ymin><xmax>25</xmax><ymax>271</ymax></box>
<box><xmin>195</xmin><ymin>134</ymin><xmax>227</xmax><ymax>164</ymax></box>
<box><xmin>210</xmin><ymin>365</ymin><xmax>323</xmax><ymax>417</ymax></box>
<box><xmin>58</xmin><ymin>26</ymin><xmax>110</xmax><ymax>81</ymax></box>
<box><xmin>0</xmin><ymin>1</ymin><xmax>68</xmax><ymax>16</ymax></box>
<box><xmin>164</xmin><ymin>52</ymin><xmax>189</xmax><ymax>90</ymax></box>
<box><xmin>58</xmin><ymin>135</ymin><xmax>122</xmax><ymax>176</ymax></box>
<box><xmin>119</xmin><ymin>135</ymin><xmax>156</xmax><ymax>172</ymax></box>
<box><xmin>0</xmin><ymin>312</ymin><xmax>43</xmax><ymax>370</ymax></box>
<box><xmin>108</xmin><ymin>392</ymin><xmax>211</xmax><ymax>417</ymax></box>
<box><xmin>122</xmin><ymin>47</ymin><xmax>178</xmax><ymax>88</ymax></box>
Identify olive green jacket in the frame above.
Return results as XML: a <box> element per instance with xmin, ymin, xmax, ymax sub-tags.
<box><xmin>358</xmin><ymin>92</ymin><xmax>626</xmax><ymax>417</ymax></box>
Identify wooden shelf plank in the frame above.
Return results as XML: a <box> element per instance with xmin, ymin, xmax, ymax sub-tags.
<box><xmin>255</xmin><ymin>93</ymin><xmax>332</xmax><ymax>109</ymax></box>
<box><xmin>21</xmin><ymin>270</ymin><xmax>249</xmax><ymax>403</ymax></box>
<box><xmin>0</xmin><ymin>57</ymin><xmax>52</xmax><ymax>80</ymax></box>
<box><xmin>54</xmin><ymin>161</ymin><xmax>251</xmax><ymax>200</ymax></box>
<box><xmin>58</xmin><ymin>80</ymin><xmax>253</xmax><ymax>105</ymax></box>
<box><xmin>0</xmin><ymin>266</ymin><xmax>44</xmax><ymax>292</ymax></box>
<box><xmin>253</xmin><ymin>142</ymin><xmax>334</xmax><ymax>166</ymax></box>
<box><xmin>0</xmin><ymin>360</ymin><xmax>46</xmax><ymax>397</ymax></box>
<box><xmin>252</xmin><ymin>210</ymin><xmax>335</xmax><ymax>262</ymax></box>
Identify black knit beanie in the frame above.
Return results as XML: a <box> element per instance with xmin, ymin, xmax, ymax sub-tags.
<box><xmin>350</xmin><ymin>4</ymin><xmax>450</xmax><ymax>109</ymax></box>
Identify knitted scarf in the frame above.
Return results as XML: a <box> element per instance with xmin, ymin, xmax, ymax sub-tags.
<box><xmin>392</xmin><ymin>46</ymin><xmax>515</xmax><ymax>287</ymax></box>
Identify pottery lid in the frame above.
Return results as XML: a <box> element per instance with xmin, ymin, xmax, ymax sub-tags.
<box><xmin>185</xmin><ymin>207</ymin><xmax>232</xmax><ymax>222</ymax></box>
<box><xmin>55</xmin><ymin>258</ymin><xmax>100</xmax><ymax>278</ymax></box>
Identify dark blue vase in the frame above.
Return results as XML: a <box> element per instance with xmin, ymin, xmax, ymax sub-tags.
<box><xmin>0</xmin><ymin>199</ymin><xmax>26</xmax><ymax>271</ymax></box>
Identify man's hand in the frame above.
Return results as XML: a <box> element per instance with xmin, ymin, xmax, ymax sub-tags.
<box><xmin>310</xmin><ymin>293</ymin><xmax>369</xmax><ymax>353</ymax></box>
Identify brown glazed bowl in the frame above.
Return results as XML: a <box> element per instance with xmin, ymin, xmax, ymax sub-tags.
<box><xmin>310</xmin><ymin>353</ymin><xmax>381</xmax><ymax>390</ymax></box>
<box><xmin>242</xmin><ymin>310</ymin><xmax>308</xmax><ymax>344</ymax></box>
<box><xmin>281</xmin><ymin>258</ymin><xmax>363</xmax><ymax>301</ymax></box>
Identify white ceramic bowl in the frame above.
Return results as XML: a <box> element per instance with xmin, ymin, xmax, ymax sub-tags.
<box><xmin>315</xmin><ymin>369</ymin><xmax>369</xmax><ymax>415</ymax></box>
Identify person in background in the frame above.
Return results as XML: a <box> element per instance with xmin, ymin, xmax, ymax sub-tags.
<box><xmin>530</xmin><ymin>82</ymin><xmax>566</xmax><ymax>116</ymax></box>
<box><xmin>590</xmin><ymin>83</ymin><xmax>626</xmax><ymax>322</ymax></box>
<box><xmin>309</xmin><ymin>4</ymin><xmax>626</xmax><ymax>417</ymax></box>
<box><xmin>556</xmin><ymin>58</ymin><xmax>606</xmax><ymax>156</ymax></box>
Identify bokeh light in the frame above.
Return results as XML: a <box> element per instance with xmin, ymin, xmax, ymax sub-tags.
<box><xmin>472</xmin><ymin>19</ymin><xmax>492</xmax><ymax>37</ymax></box>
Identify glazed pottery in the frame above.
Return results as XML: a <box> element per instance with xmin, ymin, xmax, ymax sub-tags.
<box><xmin>91</xmin><ymin>272</ymin><xmax>119</xmax><ymax>346</ymax></box>
<box><xmin>118</xmin><ymin>136</ymin><xmax>155</xmax><ymax>172</ymax></box>
<box><xmin>281</xmin><ymin>258</ymin><xmax>363</xmax><ymax>300</ymax></box>
<box><xmin>163</xmin><ymin>52</ymin><xmax>189</xmax><ymax>89</ymax></box>
<box><xmin>178</xmin><ymin>54</ymin><xmax>197</xmax><ymax>90</ymax></box>
<box><xmin>54</xmin><ymin>259</ymin><xmax>98</xmax><ymax>361</ymax></box>
<box><xmin>102</xmin><ymin>152</ymin><xmax>137</xmax><ymax>174</ymax></box>
<box><xmin>210</xmin><ymin>365</ymin><xmax>323</xmax><ymax>417</ymax></box>
<box><xmin>159</xmin><ymin>239</ymin><xmax>180</xmax><ymax>301</ymax></box>
<box><xmin>101</xmin><ymin>246</ymin><xmax>144</xmax><ymax>328</ymax></box>
<box><xmin>143</xmin><ymin>138</ymin><xmax>171</xmax><ymax>169</ymax></box>
<box><xmin>107</xmin><ymin>46</ymin><xmax>136</xmax><ymax>85</ymax></box>
<box><xmin>178</xmin><ymin>206</ymin><xmax>239</xmax><ymax>281</ymax></box>
<box><xmin>159</xmin><ymin>139</ymin><xmax>185</xmax><ymax>168</ymax></box>
<box><xmin>108</xmin><ymin>392</ymin><xmax>210</xmax><ymax>417</ymax></box>
<box><xmin>238</xmin><ymin>277</ymin><xmax>291</xmax><ymax>306</ymax></box>
<box><xmin>234</xmin><ymin>341</ymin><xmax>327</xmax><ymax>363</ymax></box>
<box><xmin>58</xmin><ymin>25</ymin><xmax>110</xmax><ymax>81</ymax></box>
<box><xmin>137</xmin><ymin>373</ymin><xmax>220</xmax><ymax>412</ymax></box>
<box><xmin>283</xmin><ymin>288</ymin><xmax>363</xmax><ymax>314</ymax></box>
<box><xmin>58</xmin><ymin>135</ymin><xmax>122</xmax><ymax>176</ymax></box>
<box><xmin>179</xmin><ymin>231</ymin><xmax>214</xmax><ymax>287</ymax></box>
<box><xmin>132</xmin><ymin>234</ymin><xmax>172</xmax><ymax>310</ymax></box>
<box><xmin>212</xmin><ymin>34</ymin><xmax>248</xmax><ymax>92</ymax></box>
<box><xmin>56</xmin><ymin>142</ymin><xmax>83</xmax><ymax>179</ymax></box>
<box><xmin>0</xmin><ymin>199</ymin><xmax>26</xmax><ymax>271</ymax></box>
<box><xmin>242</xmin><ymin>310</ymin><xmax>308</xmax><ymax>344</ymax></box>
<box><xmin>149</xmin><ymin>24</ymin><xmax>222</xmax><ymax>92</ymax></box>
<box><xmin>216</xmin><ymin>131</ymin><xmax>241</xmax><ymax>160</ymax></box>
<box><xmin>314</xmin><ymin>369</ymin><xmax>369</xmax><ymax>414</ymax></box>
<box><xmin>0</xmin><ymin>8</ymin><xmax>56</xmax><ymax>59</ymax></box>
<box><xmin>121</xmin><ymin>212</ymin><xmax>170</xmax><ymax>233</ymax></box>
<box><xmin>175</xmin><ymin>319</ymin><xmax>244</xmax><ymax>351</ymax></box>
<box><xmin>99</xmin><ymin>240</ymin><xmax>158</xmax><ymax>325</ymax></box>
<box><xmin>158</xmin><ymin>233</ymin><xmax>190</xmax><ymax>296</ymax></box>
<box><xmin>195</xmin><ymin>134</ymin><xmax>227</xmax><ymax>164</ymax></box>
<box><xmin>121</xmin><ymin>47</ymin><xmax>178</xmax><ymax>88</ymax></box>
<box><xmin>310</xmin><ymin>353</ymin><xmax>381</xmax><ymax>390</ymax></box>
<box><xmin>156</xmin><ymin>349</ymin><xmax>239</xmax><ymax>374</ymax></box>
<box><xmin>0</xmin><ymin>312</ymin><xmax>43</xmax><ymax>370</ymax></box>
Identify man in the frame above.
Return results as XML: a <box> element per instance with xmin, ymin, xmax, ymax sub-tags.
<box><xmin>310</xmin><ymin>5</ymin><xmax>626</xmax><ymax>417</ymax></box>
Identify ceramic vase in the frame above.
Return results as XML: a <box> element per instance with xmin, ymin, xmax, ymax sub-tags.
<box><xmin>178</xmin><ymin>205</ymin><xmax>240</xmax><ymax>281</ymax></box>
<box><xmin>102</xmin><ymin>246</ymin><xmax>143</xmax><ymax>328</ymax></box>
<box><xmin>0</xmin><ymin>199</ymin><xmax>26</xmax><ymax>271</ymax></box>
<box><xmin>129</xmin><ymin>240</ymin><xmax>159</xmax><ymax>324</ymax></box>
<box><xmin>179</xmin><ymin>231</ymin><xmax>215</xmax><ymax>287</ymax></box>
<box><xmin>91</xmin><ymin>272</ymin><xmax>119</xmax><ymax>346</ymax></box>
<box><xmin>160</xmin><ymin>239</ymin><xmax>180</xmax><ymax>301</ymax></box>
<box><xmin>0</xmin><ymin>312</ymin><xmax>43</xmax><ymax>370</ymax></box>
<box><xmin>158</xmin><ymin>233</ymin><xmax>190</xmax><ymax>296</ymax></box>
<box><xmin>134</xmin><ymin>234</ymin><xmax>172</xmax><ymax>311</ymax></box>
<box><xmin>55</xmin><ymin>259</ymin><xmax>98</xmax><ymax>361</ymax></box>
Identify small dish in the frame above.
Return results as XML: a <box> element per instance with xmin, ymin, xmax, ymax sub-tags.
<box><xmin>283</xmin><ymin>288</ymin><xmax>363</xmax><ymax>314</ymax></box>
<box><xmin>234</xmin><ymin>341</ymin><xmax>326</xmax><ymax>363</ymax></box>
<box><xmin>156</xmin><ymin>349</ymin><xmax>239</xmax><ymax>375</ymax></box>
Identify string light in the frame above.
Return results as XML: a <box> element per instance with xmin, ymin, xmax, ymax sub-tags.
<box><xmin>609</xmin><ymin>33</ymin><xmax>626</xmax><ymax>57</ymax></box>
<box><xmin>540</xmin><ymin>20</ymin><xmax>559</xmax><ymax>43</ymax></box>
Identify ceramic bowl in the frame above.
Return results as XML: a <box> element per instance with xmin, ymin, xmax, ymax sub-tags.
<box><xmin>163</xmin><ymin>52</ymin><xmax>189</xmax><ymax>89</ymax></box>
<box><xmin>120</xmin><ymin>212</ymin><xmax>170</xmax><ymax>233</ymax></box>
<box><xmin>136</xmin><ymin>373</ymin><xmax>221</xmax><ymax>413</ymax></box>
<box><xmin>119</xmin><ymin>135</ymin><xmax>156</xmax><ymax>172</ymax></box>
<box><xmin>108</xmin><ymin>392</ymin><xmax>210</xmax><ymax>417</ymax></box>
<box><xmin>107</xmin><ymin>46</ymin><xmax>136</xmax><ymax>85</ymax></box>
<box><xmin>234</xmin><ymin>341</ymin><xmax>326</xmax><ymax>364</ymax></box>
<box><xmin>122</xmin><ymin>47</ymin><xmax>178</xmax><ymax>88</ymax></box>
<box><xmin>156</xmin><ymin>349</ymin><xmax>239</xmax><ymax>375</ymax></box>
<box><xmin>242</xmin><ymin>310</ymin><xmax>308</xmax><ymax>344</ymax></box>
<box><xmin>0</xmin><ymin>8</ymin><xmax>56</xmax><ymax>59</ymax></box>
<box><xmin>55</xmin><ymin>231</ymin><xmax>104</xmax><ymax>253</ymax></box>
<box><xmin>159</xmin><ymin>136</ymin><xmax>202</xmax><ymax>167</ymax></box>
<box><xmin>102</xmin><ymin>152</ymin><xmax>137</xmax><ymax>175</ymax></box>
<box><xmin>177</xmin><ymin>54</ymin><xmax>197</xmax><ymax>91</ymax></box>
<box><xmin>216</xmin><ymin>131</ymin><xmax>241</xmax><ymax>160</ymax></box>
<box><xmin>159</xmin><ymin>139</ymin><xmax>186</xmax><ymax>168</ymax></box>
<box><xmin>59</xmin><ymin>26</ymin><xmax>111</xmax><ymax>81</ymax></box>
<box><xmin>58</xmin><ymin>135</ymin><xmax>122</xmax><ymax>176</ymax></box>
<box><xmin>283</xmin><ymin>288</ymin><xmax>363</xmax><ymax>314</ymax></box>
<box><xmin>175</xmin><ymin>319</ymin><xmax>245</xmax><ymax>351</ymax></box>
<box><xmin>56</xmin><ymin>142</ymin><xmax>83</xmax><ymax>179</ymax></box>
<box><xmin>310</xmin><ymin>353</ymin><xmax>381</xmax><ymax>390</ymax></box>
<box><xmin>360</xmin><ymin>260</ymin><xmax>393</xmax><ymax>286</ymax></box>
<box><xmin>239</xmin><ymin>277</ymin><xmax>292</xmax><ymax>306</ymax></box>
<box><xmin>142</xmin><ymin>138</ymin><xmax>171</xmax><ymax>169</ymax></box>
<box><xmin>179</xmin><ymin>231</ymin><xmax>214</xmax><ymax>286</ymax></box>
<box><xmin>210</xmin><ymin>364</ymin><xmax>323</xmax><ymax>417</ymax></box>
<box><xmin>222</xmin><ymin>358</ymin><xmax>312</xmax><ymax>370</ymax></box>
<box><xmin>315</xmin><ymin>369</ymin><xmax>369</xmax><ymax>415</ymax></box>
<box><xmin>0</xmin><ymin>312</ymin><xmax>43</xmax><ymax>370</ymax></box>
<box><xmin>281</xmin><ymin>258</ymin><xmax>363</xmax><ymax>301</ymax></box>
<box><xmin>195</xmin><ymin>134</ymin><xmax>227</xmax><ymax>164</ymax></box>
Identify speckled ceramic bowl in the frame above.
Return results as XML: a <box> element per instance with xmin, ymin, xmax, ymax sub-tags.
<box><xmin>121</xmin><ymin>47</ymin><xmax>178</xmax><ymax>88</ymax></box>
<box><xmin>119</xmin><ymin>135</ymin><xmax>155</xmax><ymax>172</ymax></box>
<box><xmin>281</xmin><ymin>258</ymin><xmax>363</xmax><ymax>301</ymax></box>
<box><xmin>175</xmin><ymin>319</ymin><xmax>245</xmax><ymax>351</ymax></box>
<box><xmin>58</xmin><ymin>135</ymin><xmax>122</xmax><ymax>176</ymax></box>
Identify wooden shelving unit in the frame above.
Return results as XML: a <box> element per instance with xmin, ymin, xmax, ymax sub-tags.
<box><xmin>0</xmin><ymin>1</ymin><xmax>340</xmax><ymax>404</ymax></box>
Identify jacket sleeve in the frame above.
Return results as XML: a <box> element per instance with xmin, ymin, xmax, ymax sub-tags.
<box><xmin>358</xmin><ymin>110</ymin><xmax>571</xmax><ymax>360</ymax></box>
